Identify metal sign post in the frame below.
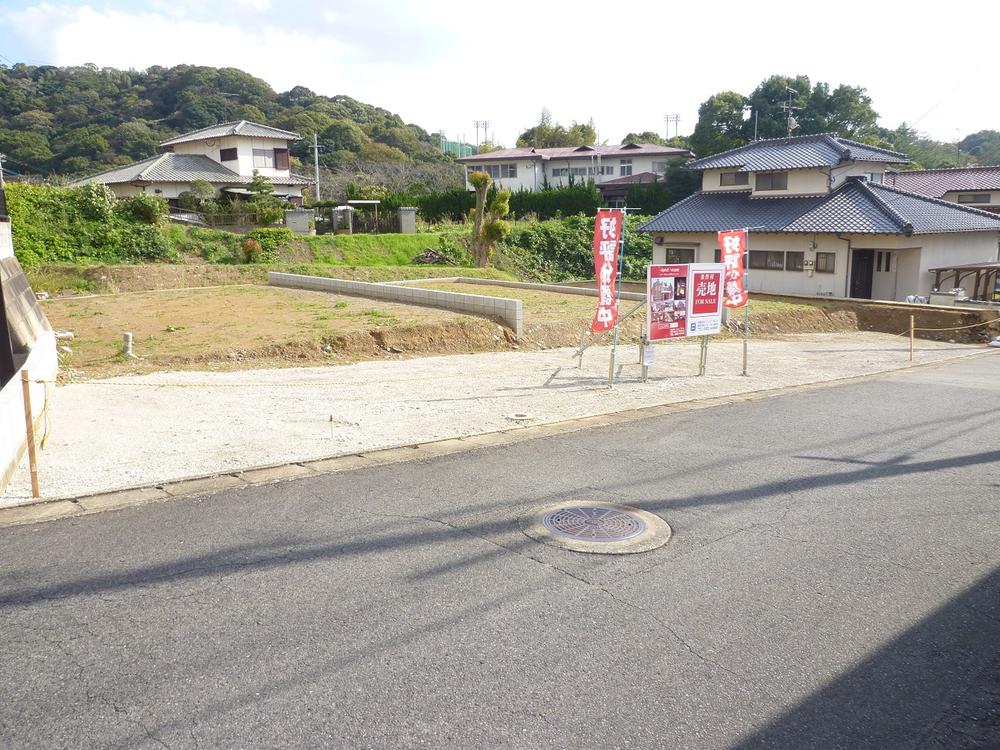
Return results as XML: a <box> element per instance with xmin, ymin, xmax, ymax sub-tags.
<box><xmin>742</xmin><ymin>226</ymin><xmax>750</xmax><ymax>376</ymax></box>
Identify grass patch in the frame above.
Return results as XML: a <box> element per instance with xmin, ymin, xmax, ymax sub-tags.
<box><xmin>305</xmin><ymin>233</ymin><xmax>442</xmax><ymax>266</ymax></box>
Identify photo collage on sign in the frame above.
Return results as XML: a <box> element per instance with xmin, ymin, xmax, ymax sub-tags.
<box><xmin>648</xmin><ymin>265</ymin><xmax>688</xmax><ymax>339</ymax></box>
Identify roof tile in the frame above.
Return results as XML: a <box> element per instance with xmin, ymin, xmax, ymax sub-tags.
<box><xmin>159</xmin><ymin>120</ymin><xmax>300</xmax><ymax>147</ymax></box>
<box><xmin>687</xmin><ymin>134</ymin><xmax>909</xmax><ymax>172</ymax></box>
<box><xmin>637</xmin><ymin>178</ymin><xmax>1000</xmax><ymax>235</ymax></box>
<box><xmin>886</xmin><ymin>166</ymin><xmax>1000</xmax><ymax>197</ymax></box>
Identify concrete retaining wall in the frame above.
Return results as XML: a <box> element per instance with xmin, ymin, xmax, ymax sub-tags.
<box><xmin>451</xmin><ymin>277</ymin><xmax>646</xmax><ymax>301</ymax></box>
<box><xmin>268</xmin><ymin>272</ymin><xmax>523</xmax><ymax>338</ymax></box>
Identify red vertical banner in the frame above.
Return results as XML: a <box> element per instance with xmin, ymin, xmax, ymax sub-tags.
<box><xmin>591</xmin><ymin>209</ymin><xmax>623</xmax><ymax>333</ymax></box>
<box><xmin>718</xmin><ymin>229</ymin><xmax>748</xmax><ymax>308</ymax></box>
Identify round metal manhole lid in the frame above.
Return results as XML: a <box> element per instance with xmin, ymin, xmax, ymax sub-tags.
<box><xmin>541</xmin><ymin>506</ymin><xmax>646</xmax><ymax>542</ymax></box>
<box><xmin>521</xmin><ymin>502</ymin><xmax>671</xmax><ymax>555</ymax></box>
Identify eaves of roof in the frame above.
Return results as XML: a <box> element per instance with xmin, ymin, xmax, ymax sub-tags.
<box><xmin>637</xmin><ymin>177</ymin><xmax>1000</xmax><ymax>236</ymax></box>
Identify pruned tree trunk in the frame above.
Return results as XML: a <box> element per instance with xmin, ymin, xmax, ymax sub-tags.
<box><xmin>473</xmin><ymin>188</ymin><xmax>486</xmax><ymax>267</ymax></box>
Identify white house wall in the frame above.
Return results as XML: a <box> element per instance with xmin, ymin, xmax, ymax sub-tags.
<box><xmin>941</xmin><ymin>190</ymin><xmax>1000</xmax><ymax>211</ymax></box>
<box><xmin>546</xmin><ymin>155</ymin><xmax>666</xmax><ymax>188</ymax></box>
<box><xmin>702</xmin><ymin>162</ymin><xmax>897</xmax><ymax>195</ymax></box>
<box><xmin>650</xmin><ymin>230</ymin><xmax>1000</xmax><ymax>301</ymax></box>
<box><xmin>464</xmin><ymin>154</ymin><xmax>678</xmax><ymax>192</ymax></box>
<box><xmin>910</xmin><ymin>231</ymin><xmax>1000</xmax><ymax>293</ymax></box>
<box><xmin>171</xmin><ymin>135</ymin><xmax>293</xmax><ymax>180</ymax></box>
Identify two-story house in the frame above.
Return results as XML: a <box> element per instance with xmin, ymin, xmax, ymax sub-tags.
<box><xmin>75</xmin><ymin>121</ymin><xmax>311</xmax><ymax>205</ymax></box>
<box><xmin>886</xmin><ymin>166</ymin><xmax>1000</xmax><ymax>214</ymax></box>
<box><xmin>638</xmin><ymin>134</ymin><xmax>1000</xmax><ymax>301</ymax></box>
<box><xmin>456</xmin><ymin>143</ymin><xmax>690</xmax><ymax>195</ymax></box>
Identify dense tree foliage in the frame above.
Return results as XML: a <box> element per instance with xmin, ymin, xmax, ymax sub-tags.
<box><xmin>0</xmin><ymin>62</ymin><xmax>461</xmax><ymax>187</ymax></box>
<box><xmin>959</xmin><ymin>130</ymin><xmax>1000</xmax><ymax>166</ymax></box>
<box><xmin>687</xmin><ymin>74</ymin><xmax>988</xmax><ymax>169</ymax></box>
<box><xmin>516</xmin><ymin>109</ymin><xmax>597</xmax><ymax>148</ymax></box>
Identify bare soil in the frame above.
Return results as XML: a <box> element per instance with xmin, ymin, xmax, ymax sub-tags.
<box><xmin>44</xmin><ymin>286</ymin><xmax>513</xmax><ymax>380</ymax></box>
<box><xmin>43</xmin><ymin>281</ymin><xmax>996</xmax><ymax>381</ymax></box>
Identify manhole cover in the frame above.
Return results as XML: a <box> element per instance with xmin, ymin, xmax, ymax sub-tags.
<box><xmin>521</xmin><ymin>502</ymin><xmax>671</xmax><ymax>555</ymax></box>
<box><xmin>541</xmin><ymin>506</ymin><xmax>646</xmax><ymax>542</ymax></box>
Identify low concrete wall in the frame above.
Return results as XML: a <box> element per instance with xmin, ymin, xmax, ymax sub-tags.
<box><xmin>268</xmin><ymin>272</ymin><xmax>523</xmax><ymax>338</ymax></box>
<box><xmin>452</xmin><ymin>277</ymin><xmax>646</xmax><ymax>302</ymax></box>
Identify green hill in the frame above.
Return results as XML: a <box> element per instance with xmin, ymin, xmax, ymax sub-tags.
<box><xmin>0</xmin><ymin>63</ymin><xmax>460</xmax><ymax>187</ymax></box>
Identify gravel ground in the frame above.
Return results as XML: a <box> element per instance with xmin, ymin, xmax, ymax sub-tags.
<box><xmin>2</xmin><ymin>333</ymin><xmax>986</xmax><ymax>505</ymax></box>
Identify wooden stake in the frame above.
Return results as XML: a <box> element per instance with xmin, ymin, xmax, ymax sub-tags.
<box><xmin>21</xmin><ymin>371</ymin><xmax>40</xmax><ymax>498</ymax></box>
<box><xmin>909</xmin><ymin>315</ymin><xmax>915</xmax><ymax>362</ymax></box>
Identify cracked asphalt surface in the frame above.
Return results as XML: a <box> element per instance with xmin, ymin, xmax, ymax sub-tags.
<box><xmin>1</xmin><ymin>354</ymin><xmax>998</xmax><ymax>749</ymax></box>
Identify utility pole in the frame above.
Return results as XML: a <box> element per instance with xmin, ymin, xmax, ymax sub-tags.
<box><xmin>311</xmin><ymin>134</ymin><xmax>321</xmax><ymax>201</ymax></box>
<box><xmin>663</xmin><ymin>114</ymin><xmax>680</xmax><ymax>140</ymax></box>
<box><xmin>781</xmin><ymin>87</ymin><xmax>800</xmax><ymax>137</ymax></box>
<box><xmin>474</xmin><ymin>119</ymin><xmax>491</xmax><ymax>150</ymax></box>
<box><xmin>0</xmin><ymin>153</ymin><xmax>6</xmax><ymax>189</ymax></box>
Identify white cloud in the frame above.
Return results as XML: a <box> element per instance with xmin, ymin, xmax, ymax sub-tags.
<box><xmin>7</xmin><ymin>0</ymin><xmax>1000</xmax><ymax>147</ymax></box>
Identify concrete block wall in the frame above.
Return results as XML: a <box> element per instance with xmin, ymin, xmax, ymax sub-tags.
<box><xmin>452</xmin><ymin>277</ymin><xmax>647</xmax><ymax>302</ymax></box>
<box><xmin>268</xmin><ymin>272</ymin><xmax>523</xmax><ymax>338</ymax></box>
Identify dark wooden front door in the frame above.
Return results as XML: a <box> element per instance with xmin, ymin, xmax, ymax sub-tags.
<box><xmin>850</xmin><ymin>249</ymin><xmax>874</xmax><ymax>299</ymax></box>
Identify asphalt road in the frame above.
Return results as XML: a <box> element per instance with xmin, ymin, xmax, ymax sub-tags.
<box><xmin>2</xmin><ymin>353</ymin><xmax>999</xmax><ymax>749</ymax></box>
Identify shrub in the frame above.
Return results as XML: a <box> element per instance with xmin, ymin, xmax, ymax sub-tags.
<box><xmin>117</xmin><ymin>193</ymin><xmax>168</xmax><ymax>224</ymax></box>
<box><xmin>78</xmin><ymin>183</ymin><xmax>117</xmax><ymax>221</ymax></box>
<box><xmin>245</xmin><ymin>227</ymin><xmax>294</xmax><ymax>262</ymax></box>
<box><xmin>241</xmin><ymin>237</ymin><xmax>263</xmax><ymax>263</ymax></box>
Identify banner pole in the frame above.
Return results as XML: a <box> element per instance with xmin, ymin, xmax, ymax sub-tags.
<box><xmin>742</xmin><ymin>227</ymin><xmax>750</xmax><ymax>376</ymax></box>
<box><xmin>608</xmin><ymin>206</ymin><xmax>627</xmax><ymax>388</ymax></box>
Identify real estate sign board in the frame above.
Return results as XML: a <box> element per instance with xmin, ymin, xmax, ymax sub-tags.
<box><xmin>686</xmin><ymin>263</ymin><xmax>725</xmax><ymax>336</ymax></box>
<box><xmin>647</xmin><ymin>263</ymin><xmax>725</xmax><ymax>341</ymax></box>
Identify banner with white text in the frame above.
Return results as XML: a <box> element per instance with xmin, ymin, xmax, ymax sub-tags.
<box><xmin>718</xmin><ymin>229</ymin><xmax>748</xmax><ymax>308</ymax></box>
<box><xmin>591</xmin><ymin>209</ymin><xmax>623</xmax><ymax>333</ymax></box>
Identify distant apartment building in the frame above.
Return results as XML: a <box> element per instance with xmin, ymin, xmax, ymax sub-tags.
<box><xmin>456</xmin><ymin>143</ymin><xmax>691</xmax><ymax>195</ymax></box>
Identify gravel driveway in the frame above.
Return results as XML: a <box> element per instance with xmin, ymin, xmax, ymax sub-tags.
<box><xmin>2</xmin><ymin>333</ymin><xmax>987</xmax><ymax>504</ymax></box>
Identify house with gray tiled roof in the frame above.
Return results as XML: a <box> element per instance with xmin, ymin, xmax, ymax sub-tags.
<box><xmin>638</xmin><ymin>134</ymin><xmax>1000</xmax><ymax>301</ymax></box>
<box><xmin>886</xmin><ymin>166</ymin><xmax>1000</xmax><ymax>214</ymax></box>
<box><xmin>457</xmin><ymin>143</ymin><xmax>690</xmax><ymax>194</ymax></box>
<box><xmin>74</xmin><ymin>120</ymin><xmax>310</xmax><ymax>205</ymax></box>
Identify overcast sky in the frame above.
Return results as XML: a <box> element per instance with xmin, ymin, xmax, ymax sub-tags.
<box><xmin>4</xmin><ymin>0</ymin><xmax>996</xmax><ymax>148</ymax></box>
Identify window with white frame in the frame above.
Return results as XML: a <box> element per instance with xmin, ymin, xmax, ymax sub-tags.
<box><xmin>500</xmin><ymin>163</ymin><xmax>517</xmax><ymax>179</ymax></box>
<box><xmin>864</xmin><ymin>171</ymin><xmax>884</xmax><ymax>184</ymax></box>
<box><xmin>597</xmin><ymin>165</ymin><xmax>615</xmax><ymax>176</ymax></box>
<box><xmin>619</xmin><ymin>159</ymin><xmax>633</xmax><ymax>177</ymax></box>
<box><xmin>551</xmin><ymin>168</ymin><xmax>568</xmax><ymax>177</ymax></box>
<box><xmin>652</xmin><ymin>161</ymin><xmax>669</xmax><ymax>174</ymax></box>
<box><xmin>252</xmin><ymin>148</ymin><xmax>274</xmax><ymax>168</ymax></box>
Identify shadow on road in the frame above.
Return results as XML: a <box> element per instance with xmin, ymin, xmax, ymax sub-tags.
<box><xmin>730</xmin><ymin>565</ymin><xmax>1000</xmax><ymax>749</ymax></box>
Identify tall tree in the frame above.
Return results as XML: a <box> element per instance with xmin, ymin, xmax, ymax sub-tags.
<box><xmin>690</xmin><ymin>92</ymin><xmax>747</xmax><ymax>157</ymax></box>
<box><xmin>516</xmin><ymin>109</ymin><xmax>596</xmax><ymax>148</ymax></box>
<box><xmin>691</xmin><ymin>75</ymin><xmax>882</xmax><ymax>159</ymax></box>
